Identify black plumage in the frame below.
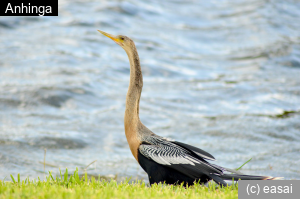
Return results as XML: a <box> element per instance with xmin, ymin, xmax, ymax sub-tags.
<box><xmin>139</xmin><ymin>135</ymin><xmax>277</xmax><ymax>186</ymax></box>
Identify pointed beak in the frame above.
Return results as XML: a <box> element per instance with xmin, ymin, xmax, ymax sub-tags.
<box><xmin>98</xmin><ymin>30</ymin><xmax>121</xmax><ymax>45</ymax></box>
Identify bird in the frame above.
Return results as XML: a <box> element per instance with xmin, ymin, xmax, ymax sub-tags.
<box><xmin>97</xmin><ymin>30</ymin><xmax>281</xmax><ymax>186</ymax></box>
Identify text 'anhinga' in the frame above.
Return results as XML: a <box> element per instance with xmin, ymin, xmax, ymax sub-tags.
<box><xmin>98</xmin><ymin>30</ymin><xmax>281</xmax><ymax>186</ymax></box>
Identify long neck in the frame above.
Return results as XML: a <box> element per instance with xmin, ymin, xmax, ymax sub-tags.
<box><xmin>125</xmin><ymin>45</ymin><xmax>143</xmax><ymax>122</ymax></box>
<box><xmin>124</xmin><ymin>44</ymin><xmax>143</xmax><ymax>160</ymax></box>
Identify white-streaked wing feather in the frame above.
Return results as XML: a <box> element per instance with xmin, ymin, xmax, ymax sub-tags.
<box><xmin>139</xmin><ymin>145</ymin><xmax>198</xmax><ymax>166</ymax></box>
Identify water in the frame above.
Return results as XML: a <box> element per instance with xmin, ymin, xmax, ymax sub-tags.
<box><xmin>0</xmin><ymin>0</ymin><xmax>300</xmax><ymax>181</ymax></box>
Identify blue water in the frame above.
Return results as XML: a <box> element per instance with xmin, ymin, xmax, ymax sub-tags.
<box><xmin>0</xmin><ymin>0</ymin><xmax>300</xmax><ymax>181</ymax></box>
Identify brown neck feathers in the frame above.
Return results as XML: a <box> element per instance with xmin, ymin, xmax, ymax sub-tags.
<box><xmin>124</xmin><ymin>42</ymin><xmax>143</xmax><ymax>161</ymax></box>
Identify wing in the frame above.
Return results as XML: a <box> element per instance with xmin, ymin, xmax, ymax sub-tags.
<box><xmin>171</xmin><ymin>141</ymin><xmax>243</xmax><ymax>175</ymax></box>
<box><xmin>172</xmin><ymin>141</ymin><xmax>216</xmax><ymax>161</ymax></box>
<box><xmin>139</xmin><ymin>139</ymin><xmax>223</xmax><ymax>179</ymax></box>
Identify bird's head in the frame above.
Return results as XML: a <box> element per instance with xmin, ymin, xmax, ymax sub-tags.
<box><xmin>98</xmin><ymin>30</ymin><xmax>135</xmax><ymax>52</ymax></box>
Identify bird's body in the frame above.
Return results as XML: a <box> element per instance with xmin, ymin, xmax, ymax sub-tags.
<box><xmin>98</xmin><ymin>30</ymin><xmax>281</xmax><ymax>186</ymax></box>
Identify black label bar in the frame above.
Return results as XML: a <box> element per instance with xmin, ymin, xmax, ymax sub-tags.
<box><xmin>0</xmin><ymin>1</ymin><xmax>58</xmax><ymax>16</ymax></box>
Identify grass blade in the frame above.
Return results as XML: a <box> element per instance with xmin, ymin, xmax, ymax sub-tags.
<box><xmin>64</xmin><ymin>168</ymin><xmax>68</xmax><ymax>183</ymax></box>
<box><xmin>10</xmin><ymin>175</ymin><xmax>16</xmax><ymax>184</ymax></box>
<box><xmin>236</xmin><ymin>158</ymin><xmax>252</xmax><ymax>171</ymax></box>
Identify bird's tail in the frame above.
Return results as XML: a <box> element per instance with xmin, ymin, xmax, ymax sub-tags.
<box><xmin>210</xmin><ymin>173</ymin><xmax>283</xmax><ymax>186</ymax></box>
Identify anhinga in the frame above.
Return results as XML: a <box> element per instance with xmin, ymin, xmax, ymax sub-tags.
<box><xmin>98</xmin><ymin>30</ymin><xmax>281</xmax><ymax>186</ymax></box>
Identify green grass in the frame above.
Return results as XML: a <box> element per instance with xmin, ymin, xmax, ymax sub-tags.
<box><xmin>0</xmin><ymin>168</ymin><xmax>238</xmax><ymax>199</ymax></box>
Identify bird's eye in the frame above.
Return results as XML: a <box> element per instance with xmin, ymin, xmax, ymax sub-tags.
<box><xmin>120</xmin><ymin>37</ymin><xmax>124</xmax><ymax>40</ymax></box>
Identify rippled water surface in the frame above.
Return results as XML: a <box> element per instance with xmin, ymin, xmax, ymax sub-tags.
<box><xmin>1</xmin><ymin>0</ymin><xmax>300</xmax><ymax>181</ymax></box>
